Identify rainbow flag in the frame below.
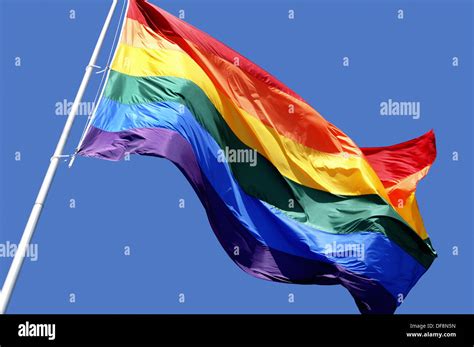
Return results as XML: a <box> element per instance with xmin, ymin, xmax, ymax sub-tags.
<box><xmin>78</xmin><ymin>0</ymin><xmax>437</xmax><ymax>313</ymax></box>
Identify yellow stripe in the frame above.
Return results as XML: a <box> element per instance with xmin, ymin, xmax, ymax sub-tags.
<box><xmin>111</xmin><ymin>43</ymin><xmax>385</xmax><ymax>194</ymax></box>
<box><xmin>110</xmin><ymin>43</ymin><xmax>427</xmax><ymax>238</ymax></box>
<box><xmin>121</xmin><ymin>18</ymin><xmax>361</xmax><ymax>156</ymax></box>
<box><xmin>395</xmin><ymin>192</ymin><xmax>428</xmax><ymax>240</ymax></box>
<box><xmin>386</xmin><ymin>167</ymin><xmax>432</xmax><ymax>240</ymax></box>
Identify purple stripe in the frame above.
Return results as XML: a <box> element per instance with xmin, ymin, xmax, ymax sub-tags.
<box><xmin>79</xmin><ymin>126</ymin><xmax>397</xmax><ymax>314</ymax></box>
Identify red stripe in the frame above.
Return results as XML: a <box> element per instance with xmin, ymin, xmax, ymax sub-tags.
<box><xmin>361</xmin><ymin>130</ymin><xmax>437</xmax><ymax>187</ymax></box>
<box><xmin>127</xmin><ymin>0</ymin><xmax>306</xmax><ymax>103</ymax></box>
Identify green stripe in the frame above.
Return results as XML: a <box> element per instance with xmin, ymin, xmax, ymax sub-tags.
<box><xmin>103</xmin><ymin>70</ymin><xmax>436</xmax><ymax>268</ymax></box>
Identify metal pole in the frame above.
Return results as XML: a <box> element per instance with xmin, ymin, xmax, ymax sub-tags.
<box><xmin>69</xmin><ymin>0</ymin><xmax>129</xmax><ymax>169</ymax></box>
<box><xmin>0</xmin><ymin>0</ymin><xmax>118</xmax><ymax>314</ymax></box>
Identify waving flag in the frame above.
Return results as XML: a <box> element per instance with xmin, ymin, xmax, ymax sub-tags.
<box><xmin>78</xmin><ymin>0</ymin><xmax>437</xmax><ymax>313</ymax></box>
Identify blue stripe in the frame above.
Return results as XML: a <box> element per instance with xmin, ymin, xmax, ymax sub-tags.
<box><xmin>91</xmin><ymin>96</ymin><xmax>426</xmax><ymax>299</ymax></box>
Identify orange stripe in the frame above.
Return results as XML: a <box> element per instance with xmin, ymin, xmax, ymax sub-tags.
<box><xmin>127</xmin><ymin>0</ymin><xmax>306</xmax><ymax>103</ymax></box>
<box><xmin>121</xmin><ymin>17</ymin><xmax>361</xmax><ymax>156</ymax></box>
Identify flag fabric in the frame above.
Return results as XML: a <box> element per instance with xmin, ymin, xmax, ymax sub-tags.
<box><xmin>78</xmin><ymin>0</ymin><xmax>437</xmax><ymax>313</ymax></box>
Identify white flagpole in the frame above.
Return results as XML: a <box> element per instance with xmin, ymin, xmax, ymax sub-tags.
<box><xmin>0</xmin><ymin>0</ymin><xmax>119</xmax><ymax>314</ymax></box>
